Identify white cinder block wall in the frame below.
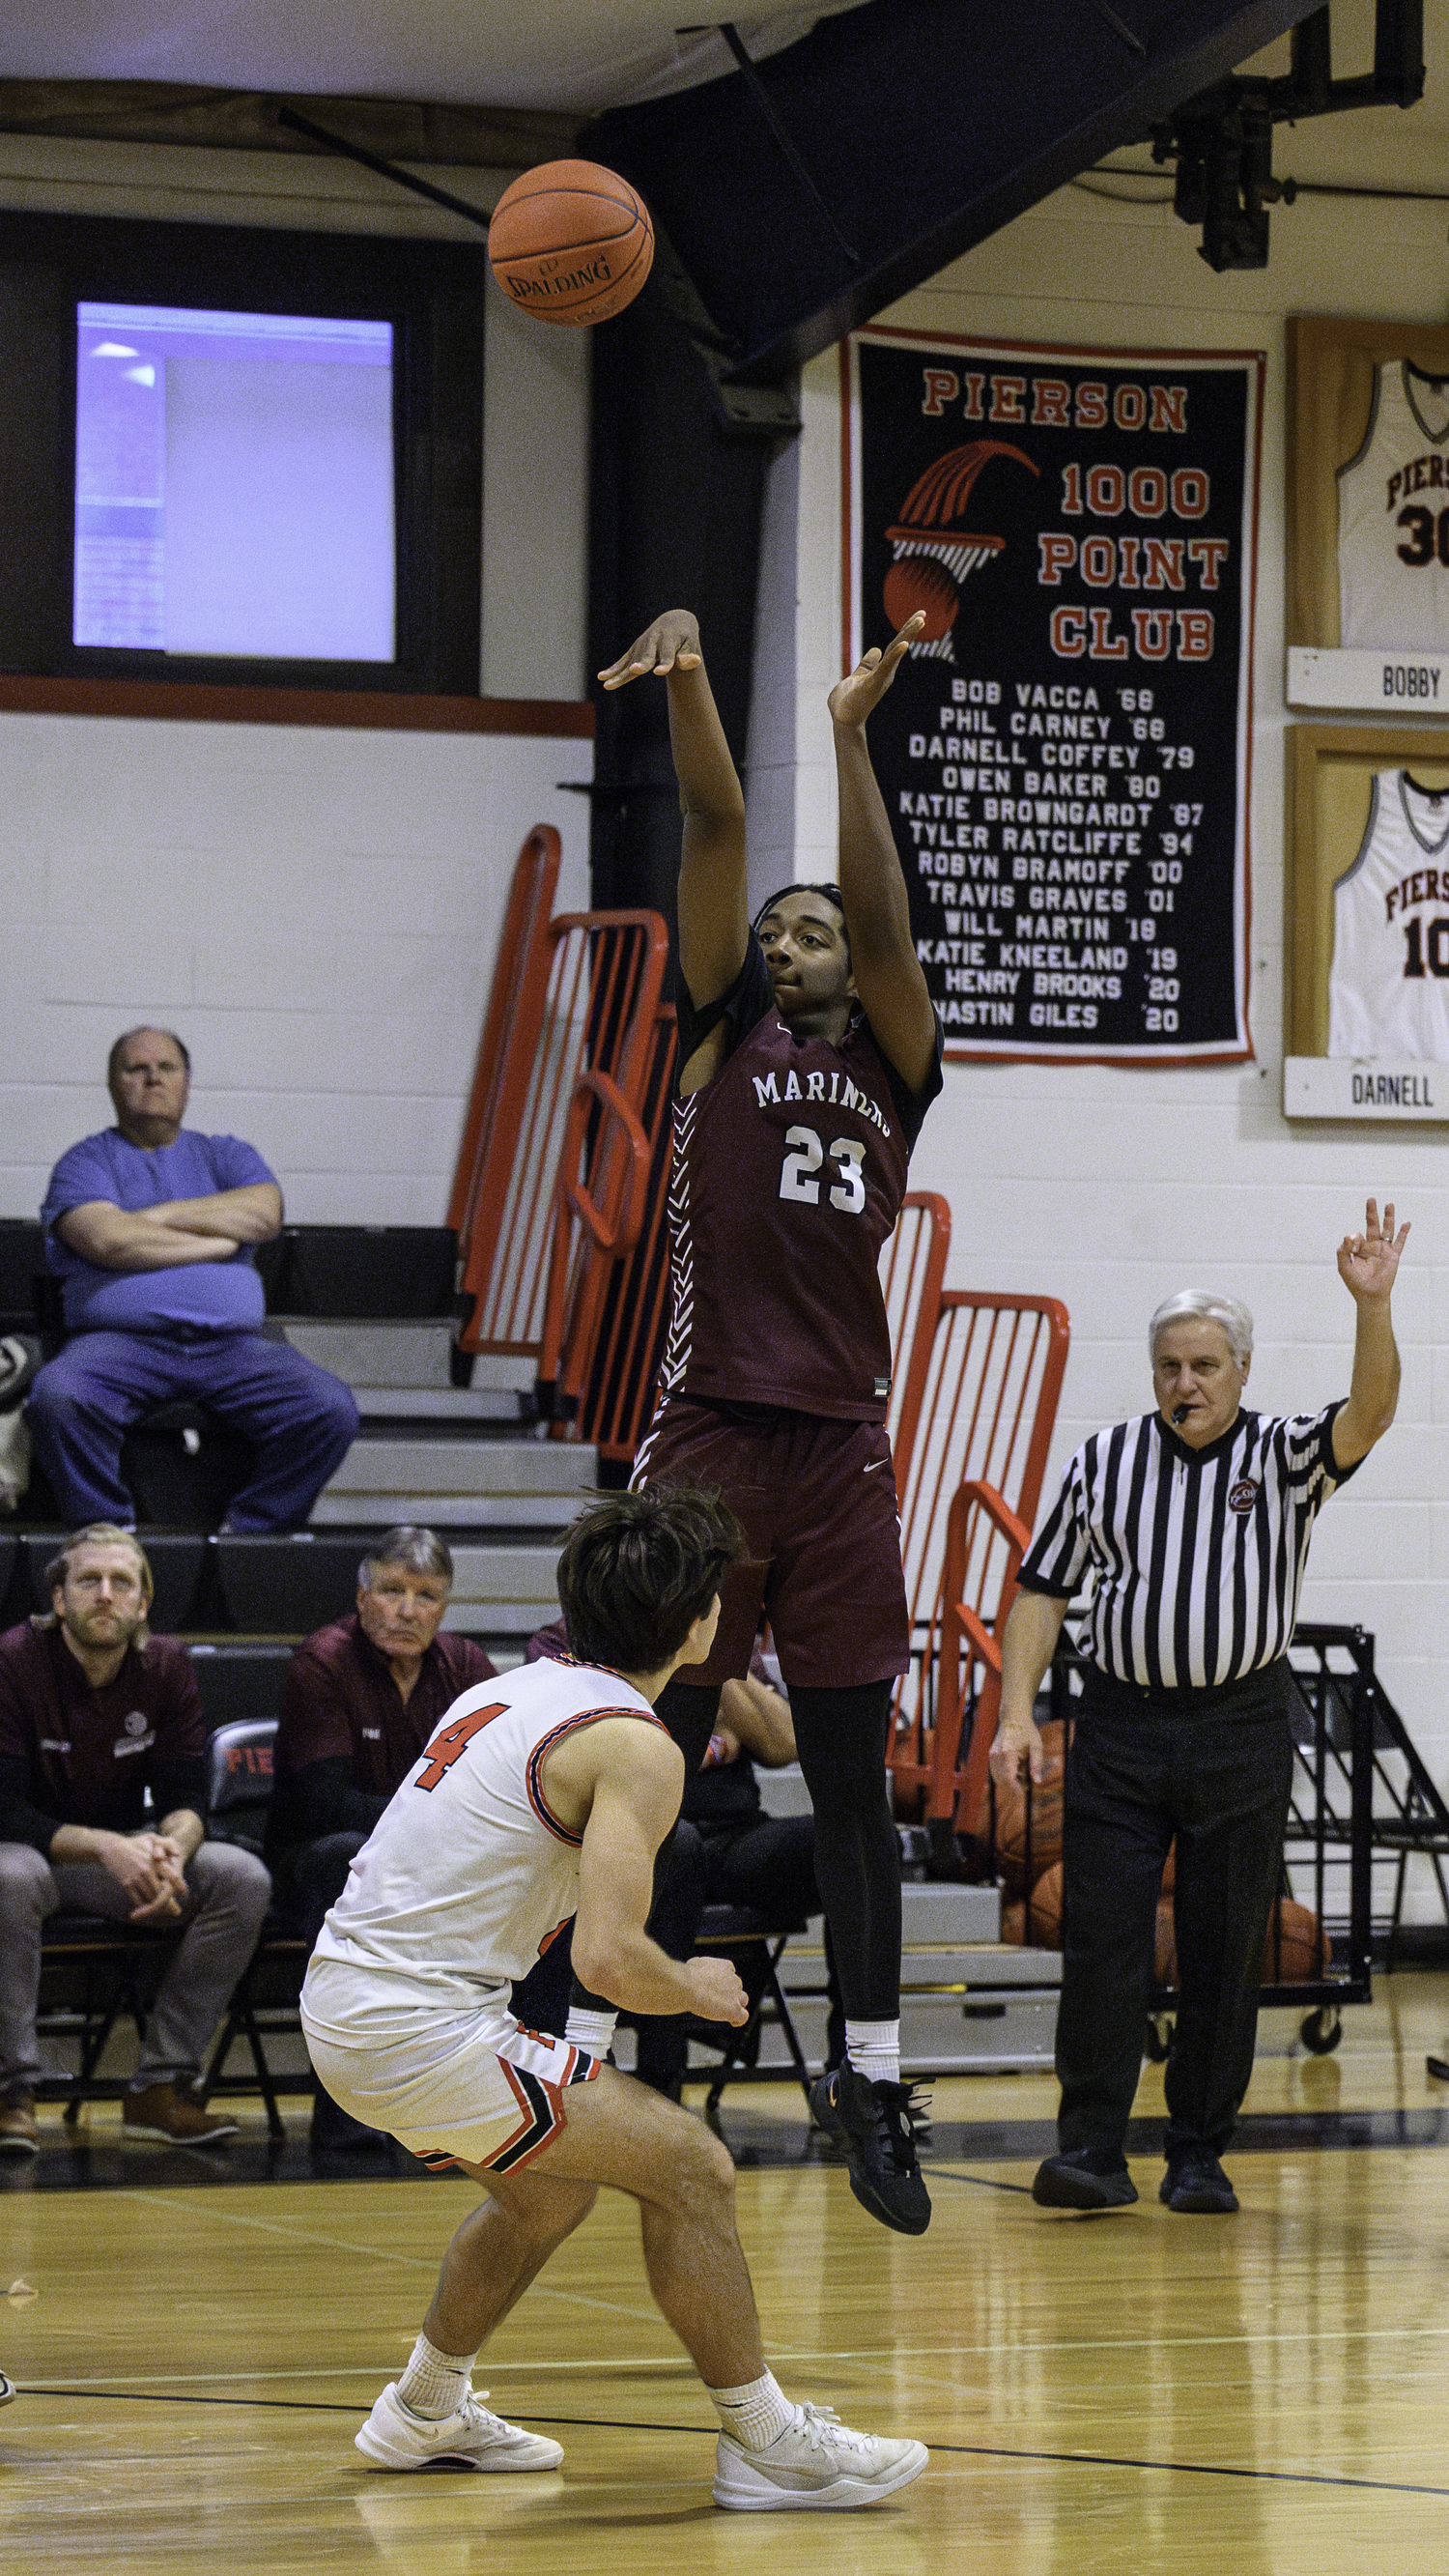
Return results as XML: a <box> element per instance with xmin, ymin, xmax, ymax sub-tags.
<box><xmin>0</xmin><ymin>136</ymin><xmax>593</xmax><ymax>1232</ymax></box>
<box><xmin>748</xmin><ymin>146</ymin><xmax>1449</xmax><ymax>1871</ymax></box>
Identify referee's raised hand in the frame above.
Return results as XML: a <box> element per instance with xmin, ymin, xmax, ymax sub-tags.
<box><xmin>1336</xmin><ymin>1196</ymin><xmax>1408</xmax><ymax>1304</ymax></box>
<box><xmin>1332</xmin><ymin>1196</ymin><xmax>1408</xmax><ymax>1470</ymax></box>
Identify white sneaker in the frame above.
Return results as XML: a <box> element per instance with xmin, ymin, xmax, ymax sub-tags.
<box><xmin>712</xmin><ymin>2403</ymin><xmax>928</xmax><ymax>2510</ymax></box>
<box><xmin>355</xmin><ymin>2381</ymin><xmax>563</xmax><ymax>2473</ymax></box>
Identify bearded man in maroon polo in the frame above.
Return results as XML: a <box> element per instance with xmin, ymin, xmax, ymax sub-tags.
<box><xmin>0</xmin><ymin>1524</ymin><xmax>271</xmax><ymax>2154</ymax></box>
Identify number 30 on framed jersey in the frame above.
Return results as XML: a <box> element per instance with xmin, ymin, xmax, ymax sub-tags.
<box><xmin>1284</xmin><ymin>722</ymin><xmax>1449</xmax><ymax>1121</ymax></box>
<box><xmin>1288</xmin><ymin>317</ymin><xmax>1449</xmax><ymax>716</ymax></box>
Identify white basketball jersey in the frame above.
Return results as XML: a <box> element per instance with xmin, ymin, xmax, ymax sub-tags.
<box><xmin>305</xmin><ymin>1658</ymin><xmax>666</xmax><ymax>2012</ymax></box>
<box><xmin>1337</xmin><ymin>360</ymin><xmax>1449</xmax><ymax>648</ymax></box>
<box><xmin>1327</xmin><ymin>770</ymin><xmax>1449</xmax><ymax>1060</ymax></box>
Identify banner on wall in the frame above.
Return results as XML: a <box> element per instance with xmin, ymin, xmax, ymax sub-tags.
<box><xmin>844</xmin><ymin>329</ymin><xmax>1264</xmax><ymax>1064</ymax></box>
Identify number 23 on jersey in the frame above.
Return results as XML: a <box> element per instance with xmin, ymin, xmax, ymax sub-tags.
<box><xmin>414</xmin><ymin>1703</ymin><xmax>505</xmax><ymax>1791</ymax></box>
<box><xmin>779</xmin><ymin>1125</ymin><xmax>867</xmax><ymax>1213</ymax></box>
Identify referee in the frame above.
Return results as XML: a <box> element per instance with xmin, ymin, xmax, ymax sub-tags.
<box><xmin>991</xmin><ymin>1197</ymin><xmax>1408</xmax><ymax>2217</ymax></box>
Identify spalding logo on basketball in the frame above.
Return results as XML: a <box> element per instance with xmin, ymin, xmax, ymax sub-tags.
<box><xmin>488</xmin><ymin>158</ymin><xmax>654</xmax><ymax>328</ymax></box>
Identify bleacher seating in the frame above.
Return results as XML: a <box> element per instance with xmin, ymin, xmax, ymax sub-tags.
<box><xmin>214</xmin><ymin>1534</ymin><xmax>365</xmax><ymax>1638</ymax></box>
<box><xmin>22</xmin><ymin>1529</ymin><xmax>212</xmax><ymax>1634</ymax></box>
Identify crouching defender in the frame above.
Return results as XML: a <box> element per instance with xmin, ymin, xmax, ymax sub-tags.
<box><xmin>300</xmin><ymin>1488</ymin><xmax>927</xmax><ymax>2513</ymax></box>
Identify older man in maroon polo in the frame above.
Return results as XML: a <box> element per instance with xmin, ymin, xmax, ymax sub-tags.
<box><xmin>269</xmin><ymin>1525</ymin><xmax>496</xmax><ymax>2151</ymax></box>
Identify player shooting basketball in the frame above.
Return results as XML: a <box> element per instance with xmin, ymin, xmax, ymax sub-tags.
<box><xmin>594</xmin><ymin>605</ymin><xmax>944</xmax><ymax>2236</ymax></box>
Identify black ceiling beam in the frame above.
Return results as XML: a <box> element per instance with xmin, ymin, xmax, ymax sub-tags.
<box><xmin>582</xmin><ymin>0</ymin><xmax>1330</xmax><ymax>383</ymax></box>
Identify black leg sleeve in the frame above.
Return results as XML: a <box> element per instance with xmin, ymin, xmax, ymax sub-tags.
<box><xmin>788</xmin><ymin>1679</ymin><xmax>900</xmax><ymax>2023</ymax></box>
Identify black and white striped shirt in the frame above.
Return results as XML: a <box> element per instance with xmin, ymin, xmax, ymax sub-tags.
<box><xmin>1017</xmin><ymin>1405</ymin><xmax>1356</xmax><ymax>1690</ymax></box>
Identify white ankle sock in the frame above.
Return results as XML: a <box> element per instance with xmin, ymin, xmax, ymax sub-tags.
<box><xmin>565</xmin><ymin>2004</ymin><xmax>618</xmax><ymax>2057</ymax></box>
<box><xmin>708</xmin><ymin>2368</ymin><xmax>797</xmax><ymax>2450</ymax></box>
<box><xmin>845</xmin><ymin>2019</ymin><xmax>900</xmax><ymax>2086</ymax></box>
<box><xmin>397</xmin><ymin>2333</ymin><xmax>478</xmax><ymax>2420</ymax></box>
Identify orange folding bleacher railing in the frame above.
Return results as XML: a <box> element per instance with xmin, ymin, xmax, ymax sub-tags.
<box><xmin>452</xmin><ymin>899</ymin><xmax>669</xmax><ymax>1368</ymax></box>
<box><xmin>545</xmin><ymin>1004</ymin><xmax>679</xmax><ymax>1461</ymax></box>
<box><xmin>890</xmin><ymin>1289</ymin><xmax>1070</xmax><ymax>1849</ymax></box>
<box><xmin>880</xmin><ymin>1189</ymin><xmax>952</xmax><ymax>1498</ymax></box>
<box><xmin>447</xmin><ymin>826</ymin><xmax>561</xmax><ymax>1268</ymax></box>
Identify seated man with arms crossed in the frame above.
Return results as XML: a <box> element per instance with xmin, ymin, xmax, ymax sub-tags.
<box><xmin>29</xmin><ymin>1026</ymin><xmax>357</xmax><ymax>1532</ymax></box>
<box><xmin>0</xmin><ymin>1525</ymin><xmax>272</xmax><ymax>2151</ymax></box>
<box><xmin>300</xmin><ymin>1489</ymin><xmax>926</xmax><ymax>2512</ymax></box>
<box><xmin>269</xmin><ymin>1525</ymin><xmax>497</xmax><ymax>2152</ymax></box>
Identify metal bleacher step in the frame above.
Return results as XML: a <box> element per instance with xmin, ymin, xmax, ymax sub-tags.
<box><xmin>720</xmin><ymin>1818</ymin><xmax>1059</xmax><ymax>2075</ymax></box>
<box><xmin>311</xmin><ymin>1433</ymin><xmax>599</xmax><ymax>1531</ymax></box>
<box><xmin>440</xmin><ymin>1540</ymin><xmax>564</xmax><ymax>1638</ymax></box>
<box><xmin>277</xmin><ymin>1320</ymin><xmax>534</xmax><ymax>1410</ymax></box>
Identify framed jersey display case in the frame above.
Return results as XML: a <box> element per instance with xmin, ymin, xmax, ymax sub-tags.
<box><xmin>1287</xmin><ymin>317</ymin><xmax>1449</xmax><ymax>717</ymax></box>
<box><xmin>1284</xmin><ymin>720</ymin><xmax>1449</xmax><ymax>1120</ymax></box>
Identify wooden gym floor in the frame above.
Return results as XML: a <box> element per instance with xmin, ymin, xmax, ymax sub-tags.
<box><xmin>7</xmin><ymin>1971</ymin><xmax>1449</xmax><ymax>2574</ymax></box>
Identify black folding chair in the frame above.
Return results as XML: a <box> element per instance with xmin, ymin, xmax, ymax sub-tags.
<box><xmin>686</xmin><ymin>1903</ymin><xmax>814</xmax><ymax>2124</ymax></box>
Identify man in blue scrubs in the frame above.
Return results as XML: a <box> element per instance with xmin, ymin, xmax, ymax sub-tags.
<box><xmin>28</xmin><ymin>1027</ymin><xmax>357</xmax><ymax>1531</ymax></box>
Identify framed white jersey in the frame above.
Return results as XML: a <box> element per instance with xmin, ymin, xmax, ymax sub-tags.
<box><xmin>1327</xmin><ymin>768</ymin><xmax>1449</xmax><ymax>1059</ymax></box>
<box><xmin>1338</xmin><ymin>361</ymin><xmax>1449</xmax><ymax>650</ymax></box>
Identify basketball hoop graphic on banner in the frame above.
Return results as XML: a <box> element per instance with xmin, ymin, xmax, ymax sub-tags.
<box><xmin>884</xmin><ymin>442</ymin><xmax>1039</xmax><ymax>660</ymax></box>
<box><xmin>844</xmin><ymin>327</ymin><xmax>1263</xmax><ymax>1066</ymax></box>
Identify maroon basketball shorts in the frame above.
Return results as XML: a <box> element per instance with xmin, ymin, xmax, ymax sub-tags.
<box><xmin>633</xmin><ymin>1397</ymin><xmax>909</xmax><ymax>1690</ymax></box>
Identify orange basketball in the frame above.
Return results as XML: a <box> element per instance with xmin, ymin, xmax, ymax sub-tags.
<box><xmin>488</xmin><ymin>158</ymin><xmax>654</xmax><ymax>327</ymax></box>
<box><xmin>883</xmin><ymin>556</ymin><xmax>958</xmax><ymax>642</ymax></box>
<box><xmin>1153</xmin><ymin>1896</ymin><xmax>1329</xmax><ymax>1990</ymax></box>
<box><xmin>1002</xmin><ymin>1862</ymin><xmax>1064</xmax><ymax>1948</ymax></box>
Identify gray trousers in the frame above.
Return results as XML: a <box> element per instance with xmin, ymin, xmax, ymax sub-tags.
<box><xmin>0</xmin><ymin>1839</ymin><xmax>272</xmax><ymax>2097</ymax></box>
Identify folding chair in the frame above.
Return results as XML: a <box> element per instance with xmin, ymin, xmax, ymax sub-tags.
<box><xmin>686</xmin><ymin>1903</ymin><xmax>815</xmax><ymax>2124</ymax></box>
<box><xmin>197</xmin><ymin>1718</ymin><xmax>311</xmax><ymax>2138</ymax></box>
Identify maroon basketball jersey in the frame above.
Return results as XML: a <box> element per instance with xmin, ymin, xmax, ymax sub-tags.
<box><xmin>657</xmin><ymin>938</ymin><xmax>941</xmax><ymax>1421</ymax></box>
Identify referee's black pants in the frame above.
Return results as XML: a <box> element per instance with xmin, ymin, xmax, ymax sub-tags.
<box><xmin>1056</xmin><ymin>1661</ymin><xmax>1294</xmax><ymax>2170</ymax></box>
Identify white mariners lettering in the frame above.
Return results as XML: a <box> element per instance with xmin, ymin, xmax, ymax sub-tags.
<box><xmin>779</xmin><ymin>1125</ymin><xmax>868</xmax><ymax>1215</ymax></box>
<box><xmin>753</xmin><ymin>1061</ymin><xmax>892</xmax><ymax>1134</ymax></box>
<box><xmin>362</xmin><ymin>1727</ymin><xmax>382</xmax><ymax>1739</ymax></box>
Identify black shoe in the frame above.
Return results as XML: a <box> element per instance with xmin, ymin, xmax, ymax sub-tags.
<box><xmin>1032</xmin><ymin>2150</ymin><xmax>1138</xmax><ymax>2211</ymax></box>
<box><xmin>310</xmin><ymin>2090</ymin><xmax>391</xmax><ymax>2158</ymax></box>
<box><xmin>1159</xmin><ymin>2155</ymin><xmax>1238</xmax><ymax>2214</ymax></box>
<box><xmin>809</xmin><ymin>2063</ymin><xmax>931</xmax><ymax>2235</ymax></box>
<box><xmin>1427</xmin><ymin>2054</ymin><xmax>1449</xmax><ymax>2082</ymax></box>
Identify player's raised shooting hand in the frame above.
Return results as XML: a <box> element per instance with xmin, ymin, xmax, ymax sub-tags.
<box><xmin>828</xmin><ymin>613</ymin><xmax>925</xmax><ymax>730</ymax></box>
<box><xmin>1337</xmin><ymin>1197</ymin><xmax>1409</xmax><ymax>1306</ymax></box>
<box><xmin>599</xmin><ymin>610</ymin><xmax>702</xmax><ymax>690</ymax></box>
<box><xmin>683</xmin><ymin>1955</ymin><xmax>751</xmax><ymax>2027</ymax></box>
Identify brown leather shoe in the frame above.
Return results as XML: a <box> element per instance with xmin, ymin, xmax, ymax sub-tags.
<box><xmin>121</xmin><ymin>2083</ymin><xmax>240</xmax><ymax>2146</ymax></box>
<box><xmin>0</xmin><ymin>2094</ymin><xmax>40</xmax><ymax>2158</ymax></box>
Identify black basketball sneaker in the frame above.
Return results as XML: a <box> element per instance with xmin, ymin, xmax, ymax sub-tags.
<box><xmin>810</xmin><ymin>2062</ymin><xmax>931</xmax><ymax>2235</ymax></box>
